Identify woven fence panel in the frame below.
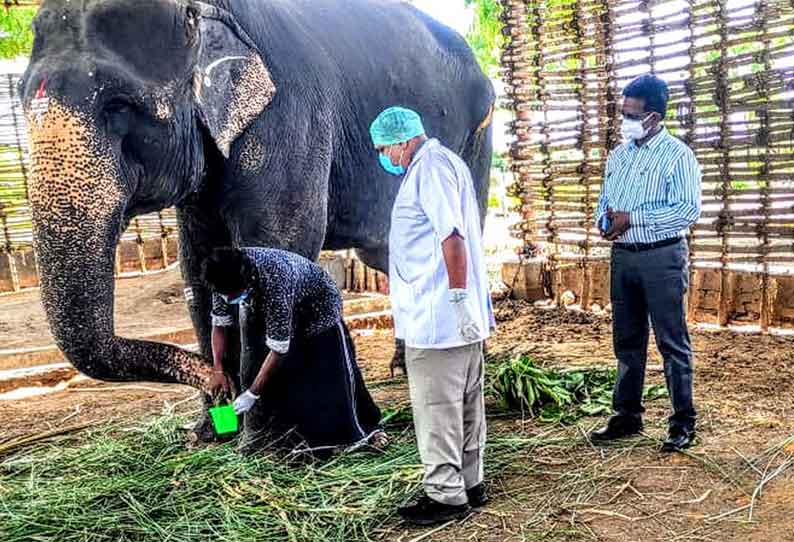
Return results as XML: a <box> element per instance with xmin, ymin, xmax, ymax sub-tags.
<box><xmin>0</xmin><ymin>73</ymin><xmax>179</xmax><ymax>255</ymax></box>
<box><xmin>501</xmin><ymin>0</ymin><xmax>794</xmax><ymax>281</ymax></box>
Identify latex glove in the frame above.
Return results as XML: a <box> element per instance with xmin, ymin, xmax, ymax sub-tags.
<box><xmin>233</xmin><ymin>390</ymin><xmax>260</xmax><ymax>415</ymax></box>
<box><xmin>449</xmin><ymin>288</ymin><xmax>482</xmax><ymax>343</ymax></box>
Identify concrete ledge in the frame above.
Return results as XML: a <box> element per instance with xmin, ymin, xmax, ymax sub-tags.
<box><xmin>343</xmin><ymin>295</ymin><xmax>391</xmax><ymax>316</ymax></box>
<box><xmin>346</xmin><ymin>311</ymin><xmax>393</xmax><ymax>331</ymax></box>
<box><xmin>0</xmin><ymin>327</ymin><xmax>199</xmax><ymax>372</ymax></box>
<box><xmin>502</xmin><ymin>259</ymin><xmax>794</xmax><ymax>328</ymax></box>
<box><xmin>501</xmin><ymin>258</ymin><xmax>546</xmax><ymax>302</ymax></box>
<box><xmin>0</xmin><ymin>363</ymin><xmax>77</xmax><ymax>394</ymax></box>
<box><xmin>0</xmin><ymin>345</ymin><xmax>64</xmax><ymax>371</ymax></box>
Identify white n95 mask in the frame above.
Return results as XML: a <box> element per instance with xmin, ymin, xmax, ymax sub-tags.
<box><xmin>621</xmin><ymin>116</ymin><xmax>651</xmax><ymax>141</ymax></box>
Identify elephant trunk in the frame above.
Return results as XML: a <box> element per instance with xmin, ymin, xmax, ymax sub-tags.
<box><xmin>28</xmin><ymin>99</ymin><xmax>212</xmax><ymax>390</ymax></box>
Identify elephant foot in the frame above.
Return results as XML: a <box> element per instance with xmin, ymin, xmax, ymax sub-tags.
<box><xmin>390</xmin><ymin>337</ymin><xmax>407</xmax><ymax>377</ymax></box>
<box><xmin>187</xmin><ymin>411</ymin><xmax>219</xmax><ymax>444</ymax></box>
<box><xmin>389</xmin><ymin>354</ymin><xmax>406</xmax><ymax>377</ymax></box>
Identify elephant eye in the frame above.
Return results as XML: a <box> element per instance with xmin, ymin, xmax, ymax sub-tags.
<box><xmin>103</xmin><ymin>99</ymin><xmax>136</xmax><ymax>136</ymax></box>
<box><xmin>104</xmin><ymin>100</ymin><xmax>133</xmax><ymax>117</ymax></box>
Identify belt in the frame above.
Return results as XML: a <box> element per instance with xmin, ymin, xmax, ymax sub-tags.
<box><xmin>613</xmin><ymin>237</ymin><xmax>682</xmax><ymax>252</ymax></box>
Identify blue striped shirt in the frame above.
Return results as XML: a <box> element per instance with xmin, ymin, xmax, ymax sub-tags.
<box><xmin>595</xmin><ymin>127</ymin><xmax>702</xmax><ymax>244</ymax></box>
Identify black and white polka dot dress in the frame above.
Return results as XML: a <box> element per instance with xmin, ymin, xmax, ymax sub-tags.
<box><xmin>210</xmin><ymin>248</ymin><xmax>381</xmax><ymax>449</ymax></box>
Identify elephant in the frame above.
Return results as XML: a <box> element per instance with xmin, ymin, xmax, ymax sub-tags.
<box><xmin>21</xmin><ymin>0</ymin><xmax>494</xmax><ymax>442</ymax></box>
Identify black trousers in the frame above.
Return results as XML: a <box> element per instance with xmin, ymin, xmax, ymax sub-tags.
<box><xmin>610</xmin><ymin>239</ymin><xmax>696</xmax><ymax>431</ymax></box>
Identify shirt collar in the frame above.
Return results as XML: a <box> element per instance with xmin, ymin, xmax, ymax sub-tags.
<box><xmin>409</xmin><ymin>138</ymin><xmax>438</xmax><ymax>168</ymax></box>
<box><xmin>632</xmin><ymin>126</ymin><xmax>668</xmax><ymax>151</ymax></box>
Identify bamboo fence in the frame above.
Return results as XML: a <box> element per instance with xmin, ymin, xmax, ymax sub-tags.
<box><xmin>0</xmin><ymin>72</ymin><xmax>179</xmax><ymax>289</ymax></box>
<box><xmin>501</xmin><ymin>0</ymin><xmax>794</xmax><ymax>327</ymax></box>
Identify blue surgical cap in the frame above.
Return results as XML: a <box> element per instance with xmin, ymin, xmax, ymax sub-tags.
<box><xmin>369</xmin><ymin>107</ymin><xmax>426</xmax><ymax>147</ymax></box>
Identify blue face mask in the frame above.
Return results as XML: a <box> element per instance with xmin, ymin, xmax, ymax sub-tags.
<box><xmin>379</xmin><ymin>150</ymin><xmax>405</xmax><ymax>176</ymax></box>
<box><xmin>223</xmin><ymin>289</ymin><xmax>251</xmax><ymax>305</ymax></box>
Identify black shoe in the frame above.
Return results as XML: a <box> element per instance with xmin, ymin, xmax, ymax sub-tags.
<box><xmin>398</xmin><ymin>495</ymin><xmax>470</xmax><ymax>526</ymax></box>
<box><xmin>590</xmin><ymin>416</ymin><xmax>643</xmax><ymax>443</ymax></box>
<box><xmin>661</xmin><ymin>427</ymin><xmax>695</xmax><ymax>453</ymax></box>
<box><xmin>467</xmin><ymin>483</ymin><xmax>489</xmax><ymax>509</ymax></box>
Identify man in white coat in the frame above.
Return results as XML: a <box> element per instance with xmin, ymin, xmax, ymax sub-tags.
<box><xmin>370</xmin><ymin>107</ymin><xmax>495</xmax><ymax>526</ymax></box>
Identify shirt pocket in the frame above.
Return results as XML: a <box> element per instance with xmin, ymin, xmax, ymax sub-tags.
<box><xmin>392</xmin><ymin>256</ymin><xmax>418</xmax><ymax>288</ymax></box>
<box><xmin>639</xmin><ymin>167</ymin><xmax>671</xmax><ymax>206</ymax></box>
<box><xmin>390</xmin><ymin>264</ymin><xmax>417</xmax><ymax>310</ymax></box>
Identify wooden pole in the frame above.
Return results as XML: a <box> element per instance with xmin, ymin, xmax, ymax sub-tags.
<box><xmin>715</xmin><ymin>0</ymin><xmax>733</xmax><ymax>327</ymax></box>
<box><xmin>158</xmin><ymin>212</ymin><xmax>169</xmax><ymax>270</ymax></box>
<box><xmin>134</xmin><ymin>219</ymin><xmax>147</xmax><ymax>274</ymax></box>
<box><xmin>573</xmin><ymin>0</ymin><xmax>592</xmax><ymax>311</ymax></box>
<box><xmin>6</xmin><ymin>251</ymin><xmax>20</xmax><ymax>292</ymax></box>
<box><xmin>758</xmin><ymin>10</ymin><xmax>773</xmax><ymax>333</ymax></box>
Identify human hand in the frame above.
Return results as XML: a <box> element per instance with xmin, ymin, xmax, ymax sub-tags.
<box><xmin>449</xmin><ymin>289</ymin><xmax>482</xmax><ymax>343</ymax></box>
<box><xmin>233</xmin><ymin>390</ymin><xmax>260</xmax><ymax>415</ymax></box>
<box><xmin>208</xmin><ymin>370</ymin><xmax>232</xmax><ymax>397</ymax></box>
<box><xmin>605</xmin><ymin>209</ymin><xmax>631</xmax><ymax>241</ymax></box>
<box><xmin>598</xmin><ymin>211</ymin><xmax>611</xmax><ymax>236</ymax></box>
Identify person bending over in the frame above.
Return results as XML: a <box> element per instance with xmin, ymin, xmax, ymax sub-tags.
<box><xmin>203</xmin><ymin>247</ymin><xmax>386</xmax><ymax>454</ymax></box>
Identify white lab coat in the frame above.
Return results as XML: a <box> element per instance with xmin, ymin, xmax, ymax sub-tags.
<box><xmin>388</xmin><ymin>139</ymin><xmax>495</xmax><ymax>350</ymax></box>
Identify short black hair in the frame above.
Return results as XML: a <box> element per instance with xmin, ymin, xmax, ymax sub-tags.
<box><xmin>622</xmin><ymin>75</ymin><xmax>669</xmax><ymax>119</ymax></box>
<box><xmin>200</xmin><ymin>247</ymin><xmax>251</xmax><ymax>295</ymax></box>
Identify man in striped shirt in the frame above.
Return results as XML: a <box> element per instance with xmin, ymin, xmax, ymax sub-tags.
<box><xmin>591</xmin><ymin>75</ymin><xmax>702</xmax><ymax>453</ymax></box>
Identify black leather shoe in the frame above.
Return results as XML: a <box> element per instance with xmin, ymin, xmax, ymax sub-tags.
<box><xmin>662</xmin><ymin>427</ymin><xmax>695</xmax><ymax>453</ymax></box>
<box><xmin>398</xmin><ymin>495</ymin><xmax>470</xmax><ymax>526</ymax></box>
<box><xmin>467</xmin><ymin>483</ymin><xmax>489</xmax><ymax>508</ymax></box>
<box><xmin>590</xmin><ymin>416</ymin><xmax>643</xmax><ymax>443</ymax></box>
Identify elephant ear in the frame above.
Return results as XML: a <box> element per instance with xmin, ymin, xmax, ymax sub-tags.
<box><xmin>191</xmin><ymin>3</ymin><xmax>276</xmax><ymax>158</ymax></box>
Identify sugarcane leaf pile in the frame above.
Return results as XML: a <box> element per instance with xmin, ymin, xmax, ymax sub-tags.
<box><xmin>492</xmin><ymin>356</ymin><xmax>667</xmax><ymax>424</ymax></box>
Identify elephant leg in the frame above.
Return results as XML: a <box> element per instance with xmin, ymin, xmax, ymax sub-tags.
<box><xmin>236</xmin><ymin>305</ymin><xmax>275</xmax><ymax>454</ymax></box>
<box><xmin>176</xmin><ymin>204</ymin><xmax>240</xmax><ymax>442</ymax></box>
<box><xmin>391</xmin><ymin>339</ymin><xmax>406</xmax><ymax>377</ymax></box>
<box><xmin>223</xmin><ymin>130</ymin><xmax>333</xmax><ymax>441</ymax></box>
<box><xmin>356</xmin><ymin>248</ymin><xmax>405</xmax><ymax>377</ymax></box>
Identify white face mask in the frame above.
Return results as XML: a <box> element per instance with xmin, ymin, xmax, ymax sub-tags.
<box><xmin>621</xmin><ymin>115</ymin><xmax>653</xmax><ymax>141</ymax></box>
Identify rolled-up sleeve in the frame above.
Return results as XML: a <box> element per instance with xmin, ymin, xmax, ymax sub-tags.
<box><xmin>417</xmin><ymin>156</ymin><xmax>466</xmax><ymax>242</ymax></box>
<box><xmin>210</xmin><ymin>293</ymin><xmax>234</xmax><ymax>328</ymax></box>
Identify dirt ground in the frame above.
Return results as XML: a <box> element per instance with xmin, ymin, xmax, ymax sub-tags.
<box><xmin>0</xmin><ymin>267</ymin><xmax>191</xmax><ymax>352</ymax></box>
<box><xmin>2</xmin><ymin>285</ymin><xmax>794</xmax><ymax>540</ymax></box>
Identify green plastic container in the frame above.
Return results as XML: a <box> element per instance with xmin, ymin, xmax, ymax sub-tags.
<box><xmin>209</xmin><ymin>404</ymin><xmax>239</xmax><ymax>435</ymax></box>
